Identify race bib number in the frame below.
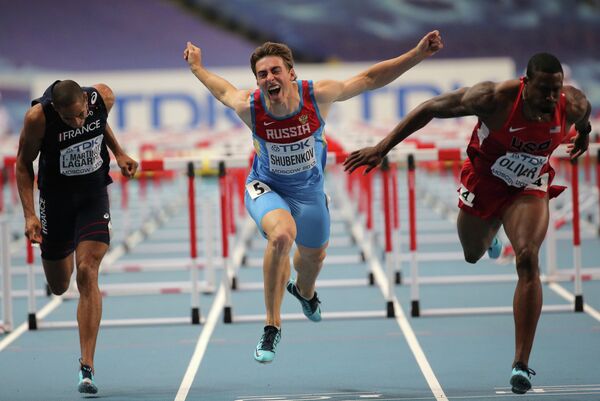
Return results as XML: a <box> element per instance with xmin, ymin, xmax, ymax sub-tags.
<box><xmin>524</xmin><ymin>172</ymin><xmax>549</xmax><ymax>192</ymax></box>
<box><xmin>266</xmin><ymin>136</ymin><xmax>316</xmax><ymax>175</ymax></box>
<box><xmin>458</xmin><ymin>185</ymin><xmax>475</xmax><ymax>207</ymax></box>
<box><xmin>60</xmin><ymin>135</ymin><xmax>104</xmax><ymax>176</ymax></box>
<box><xmin>490</xmin><ymin>152</ymin><xmax>548</xmax><ymax>188</ymax></box>
<box><xmin>246</xmin><ymin>180</ymin><xmax>272</xmax><ymax>200</ymax></box>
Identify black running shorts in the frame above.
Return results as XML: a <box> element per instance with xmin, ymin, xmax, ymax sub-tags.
<box><xmin>39</xmin><ymin>187</ymin><xmax>111</xmax><ymax>260</ymax></box>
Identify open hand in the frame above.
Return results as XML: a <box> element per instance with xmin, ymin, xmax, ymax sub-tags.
<box><xmin>343</xmin><ymin>146</ymin><xmax>383</xmax><ymax>174</ymax></box>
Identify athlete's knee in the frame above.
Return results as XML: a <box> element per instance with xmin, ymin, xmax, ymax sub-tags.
<box><xmin>301</xmin><ymin>248</ymin><xmax>327</xmax><ymax>265</ymax></box>
<box><xmin>514</xmin><ymin>245</ymin><xmax>540</xmax><ymax>279</ymax></box>
<box><xmin>268</xmin><ymin>226</ymin><xmax>295</xmax><ymax>254</ymax></box>
<box><xmin>75</xmin><ymin>259</ymin><xmax>101</xmax><ymax>292</ymax></box>
<box><xmin>463</xmin><ymin>249</ymin><xmax>484</xmax><ymax>264</ymax></box>
<box><xmin>47</xmin><ymin>279</ymin><xmax>70</xmax><ymax>296</ymax></box>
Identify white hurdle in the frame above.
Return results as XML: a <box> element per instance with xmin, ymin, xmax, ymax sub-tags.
<box><xmin>544</xmin><ymin>148</ymin><xmax>600</xmax><ymax>284</ymax></box>
<box><xmin>0</xmin><ymin>214</ymin><xmax>13</xmax><ymax>333</ymax></box>
<box><xmin>217</xmin><ymin>151</ymin><xmax>401</xmax><ymax>324</ymax></box>
<box><xmin>24</xmin><ymin>161</ymin><xmax>210</xmax><ymax>330</ymax></box>
<box><xmin>383</xmin><ymin>144</ymin><xmax>596</xmax><ymax>318</ymax></box>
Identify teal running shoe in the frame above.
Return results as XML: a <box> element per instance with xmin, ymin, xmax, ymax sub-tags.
<box><xmin>254</xmin><ymin>325</ymin><xmax>281</xmax><ymax>364</ymax></box>
<box><xmin>286</xmin><ymin>279</ymin><xmax>321</xmax><ymax>322</ymax></box>
<box><xmin>487</xmin><ymin>236</ymin><xmax>503</xmax><ymax>259</ymax></box>
<box><xmin>78</xmin><ymin>360</ymin><xmax>98</xmax><ymax>394</ymax></box>
<box><xmin>510</xmin><ymin>362</ymin><xmax>536</xmax><ymax>394</ymax></box>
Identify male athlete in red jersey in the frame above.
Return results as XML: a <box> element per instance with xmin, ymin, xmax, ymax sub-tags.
<box><xmin>344</xmin><ymin>53</ymin><xmax>592</xmax><ymax>394</ymax></box>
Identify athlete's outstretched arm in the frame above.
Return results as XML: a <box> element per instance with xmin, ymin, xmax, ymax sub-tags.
<box><xmin>93</xmin><ymin>84</ymin><xmax>138</xmax><ymax>178</ymax></box>
<box><xmin>15</xmin><ymin>105</ymin><xmax>45</xmax><ymax>243</ymax></box>
<box><xmin>564</xmin><ymin>86</ymin><xmax>593</xmax><ymax>160</ymax></box>
<box><xmin>314</xmin><ymin>30</ymin><xmax>443</xmax><ymax>105</ymax></box>
<box><xmin>343</xmin><ymin>82</ymin><xmax>497</xmax><ymax>173</ymax></box>
<box><xmin>184</xmin><ymin>42</ymin><xmax>251</xmax><ymax>122</ymax></box>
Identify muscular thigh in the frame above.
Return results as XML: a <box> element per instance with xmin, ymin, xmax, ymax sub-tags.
<box><xmin>502</xmin><ymin>194</ymin><xmax>549</xmax><ymax>251</ymax></box>
<box><xmin>457</xmin><ymin>209</ymin><xmax>501</xmax><ymax>251</ymax></box>
<box><xmin>245</xmin><ymin>189</ymin><xmax>292</xmax><ymax>239</ymax></box>
<box><xmin>288</xmin><ymin>192</ymin><xmax>330</xmax><ymax>248</ymax></box>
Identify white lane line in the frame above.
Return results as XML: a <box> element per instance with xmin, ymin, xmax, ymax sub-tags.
<box><xmin>0</xmin><ymin>296</ymin><xmax>62</xmax><ymax>352</ymax></box>
<box><xmin>174</xmin><ymin>284</ymin><xmax>224</xmax><ymax>401</ymax></box>
<box><xmin>548</xmin><ymin>282</ymin><xmax>600</xmax><ymax>322</ymax></box>
<box><xmin>236</xmin><ymin>391</ymin><xmax>378</xmax><ymax>399</ymax></box>
<box><xmin>371</xmin><ymin>260</ymin><xmax>448</xmax><ymax>401</ymax></box>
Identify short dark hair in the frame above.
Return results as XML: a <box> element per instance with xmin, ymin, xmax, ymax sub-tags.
<box><xmin>52</xmin><ymin>80</ymin><xmax>84</xmax><ymax>109</ymax></box>
<box><xmin>526</xmin><ymin>53</ymin><xmax>563</xmax><ymax>79</ymax></box>
<box><xmin>250</xmin><ymin>42</ymin><xmax>295</xmax><ymax>77</ymax></box>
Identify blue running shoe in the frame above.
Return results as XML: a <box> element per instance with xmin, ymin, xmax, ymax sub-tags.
<box><xmin>78</xmin><ymin>360</ymin><xmax>98</xmax><ymax>394</ymax></box>
<box><xmin>510</xmin><ymin>362</ymin><xmax>536</xmax><ymax>394</ymax></box>
<box><xmin>487</xmin><ymin>236</ymin><xmax>503</xmax><ymax>259</ymax></box>
<box><xmin>254</xmin><ymin>325</ymin><xmax>281</xmax><ymax>364</ymax></box>
<box><xmin>286</xmin><ymin>279</ymin><xmax>321</xmax><ymax>322</ymax></box>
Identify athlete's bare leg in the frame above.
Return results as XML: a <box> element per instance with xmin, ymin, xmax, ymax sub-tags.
<box><xmin>502</xmin><ymin>195</ymin><xmax>548</xmax><ymax>367</ymax></box>
<box><xmin>42</xmin><ymin>254</ymin><xmax>75</xmax><ymax>295</ymax></box>
<box><xmin>457</xmin><ymin>209</ymin><xmax>502</xmax><ymax>263</ymax></box>
<box><xmin>261</xmin><ymin>209</ymin><xmax>296</xmax><ymax>328</ymax></box>
<box><xmin>292</xmin><ymin>243</ymin><xmax>327</xmax><ymax>299</ymax></box>
<box><xmin>74</xmin><ymin>240</ymin><xmax>107</xmax><ymax>370</ymax></box>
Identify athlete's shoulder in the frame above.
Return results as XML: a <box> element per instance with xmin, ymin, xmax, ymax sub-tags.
<box><xmin>24</xmin><ymin>103</ymin><xmax>45</xmax><ymax>126</ymax></box>
<box><xmin>562</xmin><ymin>85</ymin><xmax>589</xmax><ymax>122</ymax></box>
<box><xmin>92</xmin><ymin>83</ymin><xmax>114</xmax><ymax>109</ymax></box>
<box><xmin>460</xmin><ymin>81</ymin><xmax>506</xmax><ymax>117</ymax></box>
<box><xmin>478</xmin><ymin>79</ymin><xmax>519</xmax><ymax>108</ymax></box>
<box><xmin>21</xmin><ymin>104</ymin><xmax>46</xmax><ymax>141</ymax></box>
<box><xmin>561</xmin><ymin>85</ymin><xmax>586</xmax><ymax>102</ymax></box>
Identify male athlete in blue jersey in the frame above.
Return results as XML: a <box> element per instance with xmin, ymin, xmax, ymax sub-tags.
<box><xmin>184</xmin><ymin>32</ymin><xmax>443</xmax><ymax>363</ymax></box>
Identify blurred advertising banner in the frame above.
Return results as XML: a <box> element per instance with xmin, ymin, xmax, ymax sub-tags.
<box><xmin>32</xmin><ymin>58</ymin><xmax>514</xmax><ymax>133</ymax></box>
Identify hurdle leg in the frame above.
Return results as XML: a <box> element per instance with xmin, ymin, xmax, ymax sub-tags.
<box><xmin>1</xmin><ymin>216</ymin><xmax>13</xmax><ymax>332</ymax></box>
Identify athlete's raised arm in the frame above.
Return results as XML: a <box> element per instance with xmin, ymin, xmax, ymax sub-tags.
<box><xmin>313</xmin><ymin>30</ymin><xmax>443</xmax><ymax>111</ymax></box>
<box><xmin>184</xmin><ymin>42</ymin><xmax>252</xmax><ymax>125</ymax></box>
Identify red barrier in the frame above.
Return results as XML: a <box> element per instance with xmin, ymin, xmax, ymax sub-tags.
<box><xmin>187</xmin><ymin>163</ymin><xmax>198</xmax><ymax>260</ymax></box>
<box><xmin>219</xmin><ymin>163</ymin><xmax>229</xmax><ymax>259</ymax></box>
<box><xmin>5</xmin><ymin>156</ymin><xmax>17</xmax><ymax>206</ymax></box>
<box><xmin>0</xmin><ymin>166</ymin><xmax>4</xmax><ymax>212</ymax></box>
<box><xmin>391</xmin><ymin>165</ymin><xmax>399</xmax><ymax>230</ymax></box>
<box><xmin>227</xmin><ymin>173</ymin><xmax>235</xmax><ymax>236</ymax></box>
<box><xmin>366</xmin><ymin>171</ymin><xmax>373</xmax><ymax>231</ymax></box>
<box><xmin>571</xmin><ymin>160</ymin><xmax>581</xmax><ymax>246</ymax></box>
<box><xmin>381</xmin><ymin>161</ymin><xmax>392</xmax><ymax>253</ymax></box>
<box><xmin>120</xmin><ymin>176</ymin><xmax>128</xmax><ymax>210</ymax></box>
<box><xmin>407</xmin><ymin>155</ymin><xmax>417</xmax><ymax>252</ymax></box>
<box><xmin>27</xmin><ymin>239</ymin><xmax>34</xmax><ymax>264</ymax></box>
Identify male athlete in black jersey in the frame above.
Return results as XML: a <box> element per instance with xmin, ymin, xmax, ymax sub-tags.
<box><xmin>16</xmin><ymin>80</ymin><xmax>137</xmax><ymax>394</ymax></box>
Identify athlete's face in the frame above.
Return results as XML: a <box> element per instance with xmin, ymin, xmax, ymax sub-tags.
<box><xmin>524</xmin><ymin>71</ymin><xmax>563</xmax><ymax>114</ymax></box>
<box><xmin>55</xmin><ymin>93</ymin><xmax>89</xmax><ymax>128</ymax></box>
<box><xmin>255</xmin><ymin>56</ymin><xmax>296</xmax><ymax>104</ymax></box>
